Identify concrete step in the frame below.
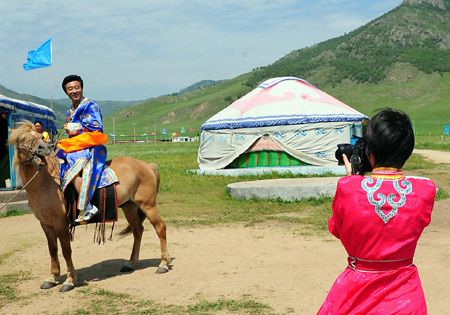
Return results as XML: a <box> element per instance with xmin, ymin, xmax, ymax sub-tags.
<box><xmin>0</xmin><ymin>190</ymin><xmax>28</xmax><ymax>203</ymax></box>
<box><xmin>227</xmin><ymin>177</ymin><xmax>341</xmax><ymax>201</ymax></box>
<box><xmin>0</xmin><ymin>200</ymin><xmax>30</xmax><ymax>215</ymax></box>
<box><xmin>194</xmin><ymin>165</ymin><xmax>346</xmax><ymax>177</ymax></box>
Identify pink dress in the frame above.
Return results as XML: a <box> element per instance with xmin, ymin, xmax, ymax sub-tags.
<box><xmin>318</xmin><ymin>168</ymin><xmax>436</xmax><ymax>315</ymax></box>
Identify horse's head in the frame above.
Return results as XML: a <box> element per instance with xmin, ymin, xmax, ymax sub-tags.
<box><xmin>8</xmin><ymin>121</ymin><xmax>52</xmax><ymax>167</ymax></box>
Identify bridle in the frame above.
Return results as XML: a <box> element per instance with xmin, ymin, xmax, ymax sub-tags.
<box><xmin>16</xmin><ymin>135</ymin><xmax>48</xmax><ymax>167</ymax></box>
<box><xmin>0</xmin><ymin>135</ymin><xmax>49</xmax><ymax>212</ymax></box>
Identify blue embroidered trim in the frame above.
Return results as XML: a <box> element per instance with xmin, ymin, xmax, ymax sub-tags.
<box><xmin>61</xmin><ymin>158</ymin><xmax>89</xmax><ymax>192</ymax></box>
<box><xmin>361</xmin><ymin>177</ymin><xmax>412</xmax><ymax>224</ymax></box>
<box><xmin>104</xmin><ymin>165</ymin><xmax>119</xmax><ymax>182</ymax></box>
<box><xmin>201</xmin><ymin>114</ymin><xmax>367</xmax><ymax>130</ymax></box>
<box><xmin>78</xmin><ymin>161</ymin><xmax>93</xmax><ymax>210</ymax></box>
<box><xmin>66</xmin><ymin>98</ymin><xmax>88</xmax><ymax>123</ymax></box>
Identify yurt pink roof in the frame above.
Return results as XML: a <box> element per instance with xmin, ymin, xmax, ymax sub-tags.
<box><xmin>201</xmin><ymin>77</ymin><xmax>368</xmax><ymax>131</ymax></box>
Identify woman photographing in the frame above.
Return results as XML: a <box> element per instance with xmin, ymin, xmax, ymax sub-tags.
<box><xmin>318</xmin><ymin>108</ymin><xmax>436</xmax><ymax>314</ymax></box>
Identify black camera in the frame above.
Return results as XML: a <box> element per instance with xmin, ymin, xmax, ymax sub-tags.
<box><xmin>335</xmin><ymin>138</ymin><xmax>373</xmax><ymax>175</ymax></box>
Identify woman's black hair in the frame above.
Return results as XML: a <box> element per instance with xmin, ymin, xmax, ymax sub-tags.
<box><xmin>62</xmin><ymin>75</ymin><xmax>83</xmax><ymax>93</ymax></box>
<box><xmin>34</xmin><ymin>120</ymin><xmax>43</xmax><ymax>127</ymax></box>
<box><xmin>364</xmin><ymin>108</ymin><xmax>414</xmax><ymax>169</ymax></box>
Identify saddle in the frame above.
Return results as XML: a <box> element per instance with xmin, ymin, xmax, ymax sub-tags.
<box><xmin>64</xmin><ymin>183</ymin><xmax>118</xmax><ymax>242</ymax></box>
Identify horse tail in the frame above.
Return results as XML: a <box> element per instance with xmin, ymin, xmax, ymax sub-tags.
<box><xmin>118</xmin><ymin>202</ymin><xmax>147</xmax><ymax>237</ymax></box>
<box><xmin>148</xmin><ymin>162</ymin><xmax>160</xmax><ymax>192</ymax></box>
<box><xmin>118</xmin><ymin>226</ymin><xmax>132</xmax><ymax>237</ymax></box>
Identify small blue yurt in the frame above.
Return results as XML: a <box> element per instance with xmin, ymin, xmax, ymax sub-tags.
<box><xmin>0</xmin><ymin>94</ymin><xmax>57</xmax><ymax>190</ymax></box>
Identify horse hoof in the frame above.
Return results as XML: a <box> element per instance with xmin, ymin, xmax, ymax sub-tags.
<box><xmin>59</xmin><ymin>284</ymin><xmax>74</xmax><ymax>292</ymax></box>
<box><xmin>40</xmin><ymin>281</ymin><xmax>57</xmax><ymax>289</ymax></box>
<box><xmin>156</xmin><ymin>266</ymin><xmax>169</xmax><ymax>274</ymax></box>
<box><xmin>120</xmin><ymin>265</ymin><xmax>134</xmax><ymax>273</ymax></box>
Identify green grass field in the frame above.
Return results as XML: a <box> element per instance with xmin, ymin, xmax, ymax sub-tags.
<box><xmin>105</xmin><ymin>140</ymin><xmax>448</xmax><ymax>234</ymax></box>
<box><xmin>106</xmin><ymin>142</ymin><xmax>333</xmax><ymax>233</ymax></box>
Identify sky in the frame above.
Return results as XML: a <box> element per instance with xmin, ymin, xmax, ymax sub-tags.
<box><xmin>0</xmin><ymin>0</ymin><xmax>402</xmax><ymax>101</ymax></box>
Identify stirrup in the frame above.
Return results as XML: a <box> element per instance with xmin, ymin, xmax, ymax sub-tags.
<box><xmin>74</xmin><ymin>215</ymin><xmax>86</xmax><ymax>224</ymax></box>
<box><xmin>74</xmin><ymin>205</ymin><xmax>99</xmax><ymax>223</ymax></box>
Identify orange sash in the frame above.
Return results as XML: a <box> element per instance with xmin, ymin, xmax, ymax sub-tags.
<box><xmin>57</xmin><ymin>131</ymin><xmax>108</xmax><ymax>153</ymax></box>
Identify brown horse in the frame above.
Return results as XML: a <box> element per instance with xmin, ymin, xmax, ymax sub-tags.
<box><xmin>7</xmin><ymin>121</ymin><xmax>170</xmax><ymax>292</ymax></box>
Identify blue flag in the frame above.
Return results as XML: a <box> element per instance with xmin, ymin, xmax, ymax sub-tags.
<box><xmin>23</xmin><ymin>38</ymin><xmax>52</xmax><ymax>71</ymax></box>
<box><xmin>162</xmin><ymin>128</ymin><xmax>168</xmax><ymax>135</ymax></box>
<box><xmin>444</xmin><ymin>125</ymin><xmax>450</xmax><ymax>135</ymax></box>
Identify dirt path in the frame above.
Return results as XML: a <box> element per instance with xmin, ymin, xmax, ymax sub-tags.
<box><xmin>1</xmin><ymin>150</ymin><xmax>449</xmax><ymax>314</ymax></box>
<box><xmin>1</xmin><ymin>196</ymin><xmax>449</xmax><ymax>314</ymax></box>
<box><xmin>414</xmin><ymin>149</ymin><xmax>450</xmax><ymax>164</ymax></box>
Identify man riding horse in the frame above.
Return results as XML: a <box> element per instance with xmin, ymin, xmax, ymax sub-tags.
<box><xmin>8</xmin><ymin>83</ymin><xmax>168</xmax><ymax>291</ymax></box>
<box><xmin>57</xmin><ymin>75</ymin><xmax>118</xmax><ymax>223</ymax></box>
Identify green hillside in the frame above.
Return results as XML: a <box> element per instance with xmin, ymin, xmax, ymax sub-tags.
<box><xmin>104</xmin><ymin>0</ymin><xmax>450</xmax><ymax>143</ymax></box>
<box><xmin>54</xmin><ymin>98</ymin><xmax>143</xmax><ymax>120</ymax></box>
<box><xmin>246</xmin><ymin>0</ymin><xmax>450</xmax><ymax>87</ymax></box>
<box><xmin>177</xmin><ymin>79</ymin><xmax>226</xmax><ymax>95</ymax></box>
<box><xmin>104</xmin><ymin>74</ymin><xmax>253</xmax><ymax>138</ymax></box>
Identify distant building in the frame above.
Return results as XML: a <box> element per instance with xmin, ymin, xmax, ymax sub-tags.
<box><xmin>172</xmin><ymin>136</ymin><xmax>198</xmax><ymax>142</ymax></box>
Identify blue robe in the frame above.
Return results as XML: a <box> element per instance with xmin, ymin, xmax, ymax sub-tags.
<box><xmin>56</xmin><ymin>97</ymin><xmax>118</xmax><ymax>211</ymax></box>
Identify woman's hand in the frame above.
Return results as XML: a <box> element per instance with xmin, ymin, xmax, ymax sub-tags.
<box><xmin>343</xmin><ymin>154</ymin><xmax>352</xmax><ymax>176</ymax></box>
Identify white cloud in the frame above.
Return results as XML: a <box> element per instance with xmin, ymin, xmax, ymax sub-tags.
<box><xmin>0</xmin><ymin>0</ymin><xmax>402</xmax><ymax>101</ymax></box>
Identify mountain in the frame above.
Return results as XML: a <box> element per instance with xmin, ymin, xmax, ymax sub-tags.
<box><xmin>104</xmin><ymin>0</ymin><xmax>450</xmax><ymax>138</ymax></box>
<box><xmin>245</xmin><ymin>0</ymin><xmax>450</xmax><ymax>88</ymax></box>
<box><xmin>0</xmin><ymin>84</ymin><xmax>67</xmax><ymax>124</ymax></box>
<box><xmin>177</xmin><ymin>80</ymin><xmax>226</xmax><ymax>95</ymax></box>
<box><xmin>404</xmin><ymin>0</ymin><xmax>446</xmax><ymax>9</ymax></box>
<box><xmin>54</xmin><ymin>98</ymin><xmax>144</xmax><ymax>119</ymax></box>
<box><xmin>0</xmin><ymin>84</ymin><xmax>142</xmax><ymax>127</ymax></box>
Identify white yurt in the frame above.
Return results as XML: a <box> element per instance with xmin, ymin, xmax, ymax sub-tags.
<box><xmin>198</xmin><ymin>77</ymin><xmax>368</xmax><ymax>170</ymax></box>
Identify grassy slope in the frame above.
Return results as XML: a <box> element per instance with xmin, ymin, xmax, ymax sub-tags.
<box><xmin>327</xmin><ymin>67</ymin><xmax>450</xmax><ymax>135</ymax></box>
<box><xmin>103</xmin><ymin>64</ymin><xmax>450</xmax><ymax>145</ymax></box>
<box><xmin>103</xmin><ymin>73</ymin><xmax>253</xmax><ymax>137</ymax></box>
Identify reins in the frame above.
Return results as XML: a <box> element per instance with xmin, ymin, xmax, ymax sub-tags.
<box><xmin>0</xmin><ymin>135</ymin><xmax>47</xmax><ymax>212</ymax></box>
<box><xmin>50</xmin><ymin>124</ymin><xmax>67</xmax><ymax>149</ymax></box>
<box><xmin>0</xmin><ymin>168</ymin><xmax>41</xmax><ymax>212</ymax></box>
<box><xmin>16</xmin><ymin>137</ymin><xmax>41</xmax><ymax>164</ymax></box>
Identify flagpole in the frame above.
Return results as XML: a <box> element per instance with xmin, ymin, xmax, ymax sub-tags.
<box><xmin>113</xmin><ymin>118</ymin><xmax>116</xmax><ymax>145</ymax></box>
<box><xmin>50</xmin><ymin>65</ymin><xmax>53</xmax><ymax>110</ymax></box>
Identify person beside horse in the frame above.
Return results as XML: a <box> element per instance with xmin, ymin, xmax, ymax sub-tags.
<box><xmin>56</xmin><ymin>74</ymin><xmax>118</xmax><ymax>223</ymax></box>
<box><xmin>34</xmin><ymin>120</ymin><xmax>50</xmax><ymax>142</ymax></box>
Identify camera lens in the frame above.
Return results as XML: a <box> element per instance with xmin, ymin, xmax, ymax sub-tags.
<box><xmin>335</xmin><ymin>144</ymin><xmax>353</xmax><ymax>165</ymax></box>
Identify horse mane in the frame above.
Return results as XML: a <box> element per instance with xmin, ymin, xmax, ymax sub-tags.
<box><xmin>7</xmin><ymin>121</ymin><xmax>37</xmax><ymax>167</ymax></box>
<box><xmin>8</xmin><ymin>120</ymin><xmax>35</xmax><ymax>146</ymax></box>
<box><xmin>45</xmin><ymin>152</ymin><xmax>60</xmax><ymax>179</ymax></box>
